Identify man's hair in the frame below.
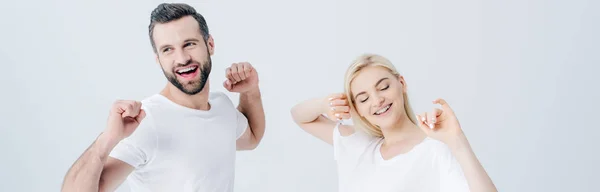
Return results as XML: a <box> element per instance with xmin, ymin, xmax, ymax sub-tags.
<box><xmin>148</xmin><ymin>3</ymin><xmax>210</xmax><ymax>53</ymax></box>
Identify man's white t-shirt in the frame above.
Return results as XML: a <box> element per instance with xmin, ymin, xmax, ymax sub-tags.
<box><xmin>332</xmin><ymin>124</ymin><xmax>470</xmax><ymax>192</ymax></box>
<box><xmin>109</xmin><ymin>92</ymin><xmax>248</xmax><ymax>192</ymax></box>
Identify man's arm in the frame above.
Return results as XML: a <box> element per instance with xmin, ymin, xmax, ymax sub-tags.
<box><xmin>61</xmin><ymin>134</ymin><xmax>133</xmax><ymax>192</ymax></box>
<box><xmin>236</xmin><ymin>88</ymin><xmax>265</xmax><ymax>150</ymax></box>
<box><xmin>62</xmin><ymin>100</ymin><xmax>144</xmax><ymax>192</ymax></box>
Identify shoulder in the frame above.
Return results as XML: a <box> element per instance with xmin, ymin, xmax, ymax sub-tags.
<box><xmin>209</xmin><ymin>91</ymin><xmax>235</xmax><ymax>107</ymax></box>
<box><xmin>333</xmin><ymin>123</ymin><xmax>380</xmax><ymax>159</ymax></box>
<box><xmin>419</xmin><ymin>138</ymin><xmax>457</xmax><ymax>164</ymax></box>
<box><xmin>420</xmin><ymin>138</ymin><xmax>451</xmax><ymax>154</ymax></box>
<box><xmin>124</xmin><ymin>95</ymin><xmax>161</xmax><ymax>134</ymax></box>
<box><xmin>138</xmin><ymin>94</ymin><xmax>167</xmax><ymax>110</ymax></box>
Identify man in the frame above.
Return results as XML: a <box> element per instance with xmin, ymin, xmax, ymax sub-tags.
<box><xmin>61</xmin><ymin>3</ymin><xmax>266</xmax><ymax>192</ymax></box>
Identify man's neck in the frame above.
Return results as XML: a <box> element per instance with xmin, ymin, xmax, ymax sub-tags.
<box><xmin>160</xmin><ymin>82</ymin><xmax>211</xmax><ymax>111</ymax></box>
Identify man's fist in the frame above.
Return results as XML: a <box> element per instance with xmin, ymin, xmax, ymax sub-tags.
<box><xmin>223</xmin><ymin>62</ymin><xmax>259</xmax><ymax>93</ymax></box>
<box><xmin>105</xmin><ymin>100</ymin><xmax>146</xmax><ymax>142</ymax></box>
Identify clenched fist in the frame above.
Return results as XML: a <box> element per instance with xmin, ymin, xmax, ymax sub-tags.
<box><xmin>223</xmin><ymin>62</ymin><xmax>259</xmax><ymax>93</ymax></box>
<box><xmin>104</xmin><ymin>100</ymin><xmax>146</xmax><ymax>142</ymax></box>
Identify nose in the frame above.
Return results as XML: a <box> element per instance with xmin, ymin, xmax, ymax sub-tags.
<box><xmin>174</xmin><ymin>49</ymin><xmax>191</xmax><ymax>65</ymax></box>
<box><xmin>371</xmin><ymin>93</ymin><xmax>385</xmax><ymax>108</ymax></box>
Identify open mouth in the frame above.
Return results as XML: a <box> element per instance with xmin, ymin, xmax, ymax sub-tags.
<box><xmin>373</xmin><ymin>103</ymin><xmax>393</xmax><ymax>116</ymax></box>
<box><xmin>175</xmin><ymin>65</ymin><xmax>199</xmax><ymax>79</ymax></box>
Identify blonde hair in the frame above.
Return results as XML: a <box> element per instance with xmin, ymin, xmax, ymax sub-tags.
<box><xmin>343</xmin><ymin>53</ymin><xmax>417</xmax><ymax>138</ymax></box>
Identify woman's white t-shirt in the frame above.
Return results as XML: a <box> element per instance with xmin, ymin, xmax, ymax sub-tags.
<box><xmin>332</xmin><ymin>124</ymin><xmax>470</xmax><ymax>192</ymax></box>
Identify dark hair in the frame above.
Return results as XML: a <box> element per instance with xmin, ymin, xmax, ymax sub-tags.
<box><xmin>148</xmin><ymin>3</ymin><xmax>210</xmax><ymax>53</ymax></box>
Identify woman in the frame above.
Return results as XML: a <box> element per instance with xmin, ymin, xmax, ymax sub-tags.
<box><xmin>291</xmin><ymin>54</ymin><xmax>497</xmax><ymax>192</ymax></box>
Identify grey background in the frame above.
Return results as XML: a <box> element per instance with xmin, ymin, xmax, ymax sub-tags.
<box><xmin>1</xmin><ymin>0</ymin><xmax>598</xmax><ymax>191</ymax></box>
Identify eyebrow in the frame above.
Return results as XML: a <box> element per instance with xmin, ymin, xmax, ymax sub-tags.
<box><xmin>183</xmin><ymin>38</ymin><xmax>200</xmax><ymax>43</ymax></box>
<box><xmin>158</xmin><ymin>38</ymin><xmax>201</xmax><ymax>51</ymax></box>
<box><xmin>354</xmin><ymin>77</ymin><xmax>389</xmax><ymax>100</ymax></box>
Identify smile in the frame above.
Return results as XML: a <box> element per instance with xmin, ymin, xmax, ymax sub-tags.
<box><xmin>175</xmin><ymin>65</ymin><xmax>199</xmax><ymax>80</ymax></box>
<box><xmin>374</xmin><ymin>103</ymin><xmax>392</xmax><ymax>115</ymax></box>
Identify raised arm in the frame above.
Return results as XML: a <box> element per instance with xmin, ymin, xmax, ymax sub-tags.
<box><xmin>447</xmin><ymin>134</ymin><xmax>497</xmax><ymax>192</ymax></box>
<box><xmin>290</xmin><ymin>93</ymin><xmax>355</xmax><ymax>145</ymax></box>
<box><xmin>416</xmin><ymin>98</ymin><xmax>497</xmax><ymax>192</ymax></box>
<box><xmin>222</xmin><ymin>62</ymin><xmax>266</xmax><ymax>150</ymax></box>
<box><xmin>235</xmin><ymin>88</ymin><xmax>266</xmax><ymax>150</ymax></box>
<box><xmin>61</xmin><ymin>100</ymin><xmax>143</xmax><ymax>192</ymax></box>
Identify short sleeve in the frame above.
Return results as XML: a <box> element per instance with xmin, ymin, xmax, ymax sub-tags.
<box><xmin>435</xmin><ymin>144</ymin><xmax>470</xmax><ymax>192</ymax></box>
<box><xmin>108</xmin><ymin>110</ymin><xmax>157</xmax><ymax>169</ymax></box>
<box><xmin>235</xmin><ymin>110</ymin><xmax>249</xmax><ymax>139</ymax></box>
<box><xmin>332</xmin><ymin>123</ymin><xmax>376</xmax><ymax>161</ymax></box>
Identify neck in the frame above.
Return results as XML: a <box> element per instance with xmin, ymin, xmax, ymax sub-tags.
<box><xmin>380</xmin><ymin>114</ymin><xmax>425</xmax><ymax>145</ymax></box>
<box><xmin>160</xmin><ymin>80</ymin><xmax>211</xmax><ymax>111</ymax></box>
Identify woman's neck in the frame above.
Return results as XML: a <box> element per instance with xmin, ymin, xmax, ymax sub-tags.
<box><xmin>381</xmin><ymin>114</ymin><xmax>425</xmax><ymax>146</ymax></box>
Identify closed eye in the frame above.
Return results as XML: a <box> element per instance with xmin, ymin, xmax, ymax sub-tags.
<box><xmin>381</xmin><ymin>85</ymin><xmax>389</xmax><ymax>90</ymax></box>
<box><xmin>360</xmin><ymin>97</ymin><xmax>369</xmax><ymax>103</ymax></box>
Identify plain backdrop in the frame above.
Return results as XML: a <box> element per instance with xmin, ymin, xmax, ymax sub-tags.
<box><xmin>1</xmin><ymin>0</ymin><xmax>599</xmax><ymax>191</ymax></box>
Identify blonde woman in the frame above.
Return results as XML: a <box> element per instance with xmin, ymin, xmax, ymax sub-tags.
<box><xmin>291</xmin><ymin>54</ymin><xmax>497</xmax><ymax>192</ymax></box>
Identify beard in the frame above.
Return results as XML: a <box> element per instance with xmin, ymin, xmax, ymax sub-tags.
<box><xmin>161</xmin><ymin>55</ymin><xmax>212</xmax><ymax>95</ymax></box>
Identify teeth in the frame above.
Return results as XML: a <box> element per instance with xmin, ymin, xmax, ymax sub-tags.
<box><xmin>375</xmin><ymin>105</ymin><xmax>391</xmax><ymax>115</ymax></box>
<box><xmin>177</xmin><ymin>66</ymin><xmax>196</xmax><ymax>73</ymax></box>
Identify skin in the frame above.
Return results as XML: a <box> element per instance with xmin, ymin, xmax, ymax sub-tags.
<box><xmin>291</xmin><ymin>65</ymin><xmax>497</xmax><ymax>192</ymax></box>
<box><xmin>61</xmin><ymin>15</ymin><xmax>266</xmax><ymax>192</ymax></box>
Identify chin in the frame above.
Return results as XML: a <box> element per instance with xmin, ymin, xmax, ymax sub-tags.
<box><xmin>370</xmin><ymin>111</ymin><xmax>401</xmax><ymax>130</ymax></box>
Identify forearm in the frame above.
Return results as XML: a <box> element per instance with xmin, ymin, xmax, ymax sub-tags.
<box><xmin>291</xmin><ymin>97</ymin><xmax>327</xmax><ymax>124</ymax></box>
<box><xmin>62</xmin><ymin>133</ymin><xmax>117</xmax><ymax>192</ymax></box>
<box><xmin>238</xmin><ymin>88</ymin><xmax>266</xmax><ymax>143</ymax></box>
<box><xmin>450</xmin><ymin>134</ymin><xmax>498</xmax><ymax>192</ymax></box>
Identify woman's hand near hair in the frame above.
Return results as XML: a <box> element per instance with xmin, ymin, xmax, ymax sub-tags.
<box><xmin>291</xmin><ymin>93</ymin><xmax>354</xmax><ymax>145</ymax></box>
<box><xmin>416</xmin><ymin>98</ymin><xmax>498</xmax><ymax>192</ymax></box>
<box><xmin>325</xmin><ymin>93</ymin><xmax>351</xmax><ymax>121</ymax></box>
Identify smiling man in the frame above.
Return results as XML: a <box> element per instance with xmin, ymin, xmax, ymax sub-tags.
<box><xmin>61</xmin><ymin>3</ymin><xmax>266</xmax><ymax>192</ymax></box>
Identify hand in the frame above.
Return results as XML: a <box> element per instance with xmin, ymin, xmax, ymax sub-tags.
<box><xmin>223</xmin><ymin>62</ymin><xmax>259</xmax><ymax>93</ymax></box>
<box><xmin>104</xmin><ymin>100</ymin><xmax>146</xmax><ymax>142</ymax></box>
<box><xmin>324</xmin><ymin>93</ymin><xmax>351</xmax><ymax>121</ymax></box>
<box><xmin>416</xmin><ymin>98</ymin><xmax>465</xmax><ymax>148</ymax></box>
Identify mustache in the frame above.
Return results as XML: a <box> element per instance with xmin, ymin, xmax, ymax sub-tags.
<box><xmin>175</xmin><ymin>59</ymin><xmax>200</xmax><ymax>68</ymax></box>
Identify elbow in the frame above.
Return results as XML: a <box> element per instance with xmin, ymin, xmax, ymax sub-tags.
<box><xmin>290</xmin><ymin>105</ymin><xmax>304</xmax><ymax>125</ymax></box>
<box><xmin>238</xmin><ymin>135</ymin><xmax>261</xmax><ymax>151</ymax></box>
<box><xmin>238</xmin><ymin>141</ymin><xmax>259</xmax><ymax>151</ymax></box>
<box><xmin>290</xmin><ymin>105</ymin><xmax>298</xmax><ymax>121</ymax></box>
<box><xmin>247</xmin><ymin>142</ymin><xmax>259</xmax><ymax>150</ymax></box>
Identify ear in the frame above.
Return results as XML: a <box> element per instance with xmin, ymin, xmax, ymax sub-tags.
<box><xmin>206</xmin><ymin>35</ymin><xmax>215</xmax><ymax>55</ymax></box>
<box><xmin>398</xmin><ymin>75</ymin><xmax>407</xmax><ymax>93</ymax></box>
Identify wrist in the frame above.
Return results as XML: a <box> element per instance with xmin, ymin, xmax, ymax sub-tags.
<box><xmin>447</xmin><ymin>132</ymin><xmax>471</xmax><ymax>153</ymax></box>
<box><xmin>240</xmin><ymin>87</ymin><xmax>261</xmax><ymax>97</ymax></box>
<box><xmin>95</xmin><ymin>132</ymin><xmax>120</xmax><ymax>161</ymax></box>
<box><xmin>321</xmin><ymin>96</ymin><xmax>332</xmax><ymax>114</ymax></box>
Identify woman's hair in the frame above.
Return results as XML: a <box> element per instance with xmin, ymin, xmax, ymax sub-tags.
<box><xmin>343</xmin><ymin>53</ymin><xmax>418</xmax><ymax>138</ymax></box>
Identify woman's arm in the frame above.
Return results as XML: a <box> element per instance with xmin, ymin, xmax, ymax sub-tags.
<box><xmin>416</xmin><ymin>98</ymin><xmax>497</xmax><ymax>192</ymax></box>
<box><xmin>447</xmin><ymin>134</ymin><xmax>498</xmax><ymax>192</ymax></box>
<box><xmin>290</xmin><ymin>93</ymin><xmax>354</xmax><ymax>145</ymax></box>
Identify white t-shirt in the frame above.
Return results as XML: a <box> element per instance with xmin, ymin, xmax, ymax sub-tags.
<box><xmin>332</xmin><ymin>123</ymin><xmax>470</xmax><ymax>192</ymax></box>
<box><xmin>109</xmin><ymin>92</ymin><xmax>248</xmax><ymax>192</ymax></box>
